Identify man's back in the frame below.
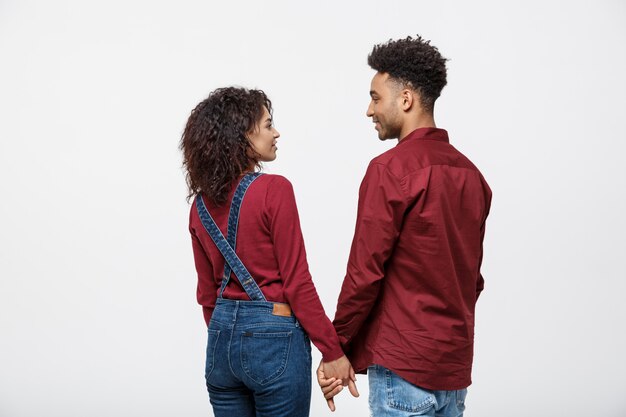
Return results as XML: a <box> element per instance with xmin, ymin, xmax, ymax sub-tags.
<box><xmin>333</xmin><ymin>127</ymin><xmax>491</xmax><ymax>390</ymax></box>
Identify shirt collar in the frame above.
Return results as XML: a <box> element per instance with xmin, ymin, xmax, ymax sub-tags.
<box><xmin>397</xmin><ymin>127</ymin><xmax>449</xmax><ymax>146</ymax></box>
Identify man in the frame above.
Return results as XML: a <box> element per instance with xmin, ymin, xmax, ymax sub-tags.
<box><xmin>319</xmin><ymin>36</ymin><xmax>492</xmax><ymax>416</ymax></box>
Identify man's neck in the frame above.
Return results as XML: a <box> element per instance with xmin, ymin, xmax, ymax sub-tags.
<box><xmin>399</xmin><ymin>114</ymin><xmax>437</xmax><ymax>142</ymax></box>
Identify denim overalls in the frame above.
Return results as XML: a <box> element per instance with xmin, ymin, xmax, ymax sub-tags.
<box><xmin>196</xmin><ymin>173</ymin><xmax>312</xmax><ymax>417</ymax></box>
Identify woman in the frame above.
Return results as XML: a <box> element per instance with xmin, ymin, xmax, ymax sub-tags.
<box><xmin>180</xmin><ymin>87</ymin><xmax>350</xmax><ymax>417</ymax></box>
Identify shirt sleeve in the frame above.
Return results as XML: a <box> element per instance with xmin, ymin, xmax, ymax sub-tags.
<box><xmin>476</xmin><ymin>182</ymin><xmax>491</xmax><ymax>301</ymax></box>
<box><xmin>265</xmin><ymin>177</ymin><xmax>344</xmax><ymax>362</ymax></box>
<box><xmin>476</xmin><ymin>222</ymin><xmax>486</xmax><ymax>300</ymax></box>
<box><xmin>333</xmin><ymin>161</ymin><xmax>408</xmax><ymax>349</ymax></box>
<box><xmin>189</xmin><ymin>206</ymin><xmax>219</xmax><ymax>326</ymax></box>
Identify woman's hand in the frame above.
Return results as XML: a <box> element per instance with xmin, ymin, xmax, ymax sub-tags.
<box><xmin>317</xmin><ymin>356</ymin><xmax>359</xmax><ymax>411</ymax></box>
<box><xmin>316</xmin><ymin>363</ymin><xmax>344</xmax><ymax>411</ymax></box>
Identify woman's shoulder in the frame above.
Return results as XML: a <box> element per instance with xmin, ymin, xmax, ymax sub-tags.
<box><xmin>256</xmin><ymin>173</ymin><xmax>294</xmax><ymax>190</ymax></box>
<box><xmin>253</xmin><ymin>174</ymin><xmax>298</xmax><ymax>207</ymax></box>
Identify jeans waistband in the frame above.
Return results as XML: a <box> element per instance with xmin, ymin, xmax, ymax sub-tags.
<box><xmin>214</xmin><ymin>298</ymin><xmax>293</xmax><ymax>317</ymax></box>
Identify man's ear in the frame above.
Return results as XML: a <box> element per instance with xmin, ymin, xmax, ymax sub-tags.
<box><xmin>400</xmin><ymin>89</ymin><xmax>414</xmax><ymax>111</ymax></box>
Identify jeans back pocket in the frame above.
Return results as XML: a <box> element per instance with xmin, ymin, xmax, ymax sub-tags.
<box><xmin>384</xmin><ymin>367</ymin><xmax>436</xmax><ymax>414</ymax></box>
<box><xmin>456</xmin><ymin>388</ymin><xmax>467</xmax><ymax>409</ymax></box>
<box><xmin>240</xmin><ymin>330</ymin><xmax>292</xmax><ymax>385</ymax></box>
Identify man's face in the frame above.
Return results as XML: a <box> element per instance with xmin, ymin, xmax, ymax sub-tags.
<box><xmin>366</xmin><ymin>72</ymin><xmax>403</xmax><ymax>141</ymax></box>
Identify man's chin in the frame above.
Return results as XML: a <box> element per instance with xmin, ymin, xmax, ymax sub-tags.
<box><xmin>375</xmin><ymin>127</ymin><xmax>397</xmax><ymax>141</ymax></box>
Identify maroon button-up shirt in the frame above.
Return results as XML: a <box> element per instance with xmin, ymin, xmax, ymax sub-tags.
<box><xmin>333</xmin><ymin>127</ymin><xmax>491</xmax><ymax>390</ymax></box>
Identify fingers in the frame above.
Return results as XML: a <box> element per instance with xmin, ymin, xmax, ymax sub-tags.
<box><xmin>319</xmin><ymin>357</ymin><xmax>359</xmax><ymax>411</ymax></box>
<box><xmin>347</xmin><ymin>378</ymin><xmax>360</xmax><ymax>398</ymax></box>
<box><xmin>326</xmin><ymin>397</ymin><xmax>336</xmax><ymax>412</ymax></box>
<box><xmin>323</xmin><ymin>379</ymin><xmax>344</xmax><ymax>398</ymax></box>
<box><xmin>321</xmin><ymin>378</ymin><xmax>341</xmax><ymax>394</ymax></box>
<box><xmin>323</xmin><ymin>377</ymin><xmax>354</xmax><ymax>411</ymax></box>
<box><xmin>318</xmin><ymin>371</ymin><xmax>339</xmax><ymax>389</ymax></box>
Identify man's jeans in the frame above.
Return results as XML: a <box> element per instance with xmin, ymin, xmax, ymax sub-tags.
<box><xmin>368</xmin><ymin>365</ymin><xmax>467</xmax><ymax>417</ymax></box>
<box><xmin>205</xmin><ymin>299</ymin><xmax>312</xmax><ymax>417</ymax></box>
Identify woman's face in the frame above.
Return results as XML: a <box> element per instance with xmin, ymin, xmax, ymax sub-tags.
<box><xmin>247</xmin><ymin>106</ymin><xmax>280</xmax><ymax>162</ymax></box>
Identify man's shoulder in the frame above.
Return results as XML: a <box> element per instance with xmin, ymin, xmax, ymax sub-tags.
<box><xmin>371</xmin><ymin>135</ymin><xmax>483</xmax><ymax>175</ymax></box>
<box><xmin>369</xmin><ymin>144</ymin><xmax>404</xmax><ymax>168</ymax></box>
<box><xmin>367</xmin><ymin>141</ymin><xmax>429</xmax><ymax>178</ymax></box>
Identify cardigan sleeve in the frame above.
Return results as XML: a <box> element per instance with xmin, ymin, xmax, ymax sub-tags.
<box><xmin>265</xmin><ymin>176</ymin><xmax>344</xmax><ymax>362</ymax></box>
<box><xmin>189</xmin><ymin>202</ymin><xmax>219</xmax><ymax>326</ymax></box>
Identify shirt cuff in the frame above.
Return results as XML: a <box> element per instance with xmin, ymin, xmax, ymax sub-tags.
<box><xmin>321</xmin><ymin>345</ymin><xmax>345</xmax><ymax>362</ymax></box>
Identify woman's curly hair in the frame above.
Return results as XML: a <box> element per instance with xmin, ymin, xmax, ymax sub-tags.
<box><xmin>180</xmin><ymin>87</ymin><xmax>272</xmax><ymax>205</ymax></box>
<box><xmin>368</xmin><ymin>35</ymin><xmax>448</xmax><ymax>112</ymax></box>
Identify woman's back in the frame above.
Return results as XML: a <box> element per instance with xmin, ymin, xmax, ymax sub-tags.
<box><xmin>189</xmin><ymin>173</ymin><xmax>343</xmax><ymax>361</ymax></box>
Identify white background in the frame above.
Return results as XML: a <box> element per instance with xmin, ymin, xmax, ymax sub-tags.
<box><xmin>1</xmin><ymin>1</ymin><xmax>625</xmax><ymax>416</ymax></box>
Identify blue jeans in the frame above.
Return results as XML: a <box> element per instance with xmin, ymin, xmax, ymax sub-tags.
<box><xmin>205</xmin><ymin>299</ymin><xmax>312</xmax><ymax>417</ymax></box>
<box><xmin>368</xmin><ymin>365</ymin><xmax>467</xmax><ymax>417</ymax></box>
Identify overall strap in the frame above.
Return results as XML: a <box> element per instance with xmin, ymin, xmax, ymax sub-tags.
<box><xmin>222</xmin><ymin>172</ymin><xmax>263</xmax><ymax>291</ymax></box>
<box><xmin>195</xmin><ymin>173</ymin><xmax>266</xmax><ymax>302</ymax></box>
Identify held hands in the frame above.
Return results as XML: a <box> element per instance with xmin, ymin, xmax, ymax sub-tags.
<box><xmin>317</xmin><ymin>356</ymin><xmax>359</xmax><ymax>412</ymax></box>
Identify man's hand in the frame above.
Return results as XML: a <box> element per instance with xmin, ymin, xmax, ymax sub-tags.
<box><xmin>317</xmin><ymin>357</ymin><xmax>359</xmax><ymax>411</ymax></box>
